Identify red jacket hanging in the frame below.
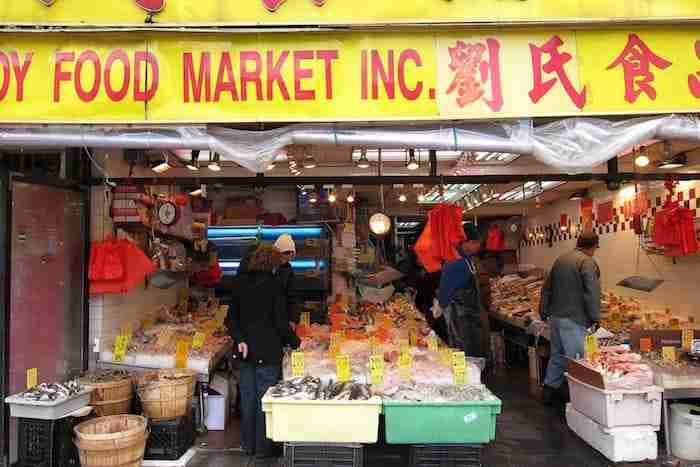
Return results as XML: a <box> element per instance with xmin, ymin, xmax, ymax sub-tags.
<box><xmin>486</xmin><ymin>224</ymin><xmax>505</xmax><ymax>252</ymax></box>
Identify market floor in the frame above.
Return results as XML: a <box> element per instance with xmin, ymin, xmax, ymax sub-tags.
<box><xmin>188</xmin><ymin>367</ymin><xmax>665</xmax><ymax>467</ymax></box>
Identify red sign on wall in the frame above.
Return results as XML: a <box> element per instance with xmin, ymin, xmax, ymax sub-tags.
<box><xmin>597</xmin><ymin>200</ymin><xmax>614</xmax><ymax>224</ymax></box>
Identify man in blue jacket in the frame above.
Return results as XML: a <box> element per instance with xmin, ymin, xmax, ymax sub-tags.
<box><xmin>435</xmin><ymin>223</ymin><xmax>484</xmax><ymax>356</ymax></box>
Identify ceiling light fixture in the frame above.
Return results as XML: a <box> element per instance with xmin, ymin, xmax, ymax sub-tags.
<box><xmin>186</xmin><ymin>150</ymin><xmax>199</xmax><ymax>171</ymax></box>
<box><xmin>406</xmin><ymin>149</ymin><xmax>420</xmax><ymax>171</ymax></box>
<box><xmin>309</xmin><ymin>192</ymin><xmax>318</xmax><ymax>204</ymax></box>
<box><xmin>634</xmin><ymin>146</ymin><xmax>650</xmax><ymax>168</ymax></box>
<box><xmin>659</xmin><ymin>152</ymin><xmax>687</xmax><ymax>170</ymax></box>
<box><xmin>208</xmin><ymin>153</ymin><xmax>221</xmax><ymax>172</ymax></box>
<box><xmin>399</xmin><ymin>193</ymin><xmax>407</xmax><ymax>203</ymax></box>
<box><xmin>189</xmin><ymin>184</ymin><xmax>206</xmax><ymax>197</ymax></box>
<box><xmin>356</xmin><ymin>149</ymin><xmax>371</xmax><ymax>169</ymax></box>
<box><xmin>346</xmin><ymin>193</ymin><xmax>355</xmax><ymax>203</ymax></box>
<box><xmin>328</xmin><ymin>191</ymin><xmax>337</xmax><ymax>203</ymax></box>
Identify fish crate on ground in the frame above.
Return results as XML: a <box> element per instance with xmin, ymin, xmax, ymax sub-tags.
<box><xmin>284</xmin><ymin>443</ymin><xmax>363</xmax><ymax>467</ymax></box>
<box><xmin>383</xmin><ymin>395</ymin><xmax>502</xmax><ymax>444</ymax></box>
<box><xmin>262</xmin><ymin>394</ymin><xmax>382</xmax><ymax>443</ymax></box>
<box><xmin>566</xmin><ymin>375</ymin><xmax>663</xmax><ymax>428</ymax></box>
<box><xmin>144</xmin><ymin>415</ymin><xmax>196</xmax><ymax>461</ymax></box>
<box><xmin>409</xmin><ymin>444</ymin><xmax>483</xmax><ymax>467</ymax></box>
<box><xmin>5</xmin><ymin>388</ymin><xmax>92</xmax><ymax>420</ymax></box>
<box><xmin>18</xmin><ymin>417</ymin><xmax>80</xmax><ymax>467</ymax></box>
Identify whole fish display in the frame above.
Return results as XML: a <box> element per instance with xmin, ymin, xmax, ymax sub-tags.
<box><xmin>269</xmin><ymin>377</ymin><xmax>372</xmax><ymax>401</ymax></box>
<box><xmin>382</xmin><ymin>383</ymin><xmax>497</xmax><ymax>403</ymax></box>
<box><xmin>22</xmin><ymin>379</ymin><xmax>83</xmax><ymax>402</ymax></box>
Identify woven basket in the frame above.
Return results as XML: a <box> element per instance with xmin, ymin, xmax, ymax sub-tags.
<box><xmin>137</xmin><ymin>369</ymin><xmax>196</xmax><ymax>420</ymax></box>
<box><xmin>74</xmin><ymin>415</ymin><xmax>148</xmax><ymax>467</ymax></box>
<box><xmin>79</xmin><ymin>377</ymin><xmax>134</xmax><ymax>417</ymax></box>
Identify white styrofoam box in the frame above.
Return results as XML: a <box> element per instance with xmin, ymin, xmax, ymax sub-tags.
<box><xmin>205</xmin><ymin>389</ymin><xmax>227</xmax><ymax>431</ymax></box>
<box><xmin>566</xmin><ymin>404</ymin><xmax>658</xmax><ymax>463</ymax></box>
<box><xmin>670</xmin><ymin>404</ymin><xmax>700</xmax><ymax>461</ymax></box>
<box><xmin>5</xmin><ymin>388</ymin><xmax>92</xmax><ymax>420</ymax></box>
<box><xmin>567</xmin><ymin>374</ymin><xmax>662</xmax><ymax>428</ymax></box>
<box><xmin>142</xmin><ymin>448</ymin><xmax>196</xmax><ymax>467</ymax></box>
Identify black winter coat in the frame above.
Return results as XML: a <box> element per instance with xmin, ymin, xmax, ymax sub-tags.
<box><xmin>226</xmin><ymin>271</ymin><xmax>301</xmax><ymax>365</ymax></box>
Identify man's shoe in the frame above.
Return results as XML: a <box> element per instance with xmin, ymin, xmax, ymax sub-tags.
<box><xmin>542</xmin><ymin>385</ymin><xmax>557</xmax><ymax>406</ymax></box>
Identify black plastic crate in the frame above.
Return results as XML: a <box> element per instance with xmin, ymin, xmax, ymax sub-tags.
<box><xmin>145</xmin><ymin>415</ymin><xmax>196</xmax><ymax>461</ymax></box>
<box><xmin>18</xmin><ymin>417</ymin><xmax>80</xmax><ymax>467</ymax></box>
<box><xmin>284</xmin><ymin>443</ymin><xmax>363</xmax><ymax>467</ymax></box>
<box><xmin>409</xmin><ymin>444</ymin><xmax>482</xmax><ymax>467</ymax></box>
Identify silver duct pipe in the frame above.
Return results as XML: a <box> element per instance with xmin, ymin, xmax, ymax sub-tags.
<box><xmin>0</xmin><ymin>115</ymin><xmax>698</xmax><ymax>173</ymax></box>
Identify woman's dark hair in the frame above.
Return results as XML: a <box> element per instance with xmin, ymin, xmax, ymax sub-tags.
<box><xmin>247</xmin><ymin>245</ymin><xmax>282</xmax><ymax>273</ymax></box>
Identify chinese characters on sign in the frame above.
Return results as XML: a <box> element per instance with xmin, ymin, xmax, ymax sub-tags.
<box><xmin>606</xmin><ymin>33</ymin><xmax>672</xmax><ymax>103</ymax></box>
<box><xmin>445</xmin><ymin>39</ymin><xmax>503</xmax><ymax>111</ymax></box>
<box><xmin>529</xmin><ymin>35</ymin><xmax>586</xmax><ymax>109</ymax></box>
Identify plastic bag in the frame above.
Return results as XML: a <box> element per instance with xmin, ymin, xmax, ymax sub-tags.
<box><xmin>90</xmin><ymin>240</ymin><xmax>156</xmax><ymax>295</ymax></box>
<box><xmin>88</xmin><ymin>237</ymin><xmax>125</xmax><ymax>281</ymax></box>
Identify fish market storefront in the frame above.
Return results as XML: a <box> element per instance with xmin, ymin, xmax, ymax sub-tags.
<box><xmin>2</xmin><ymin>1</ymin><xmax>700</xmax><ymax>466</ymax></box>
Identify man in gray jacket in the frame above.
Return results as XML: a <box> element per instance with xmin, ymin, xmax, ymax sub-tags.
<box><xmin>540</xmin><ymin>232</ymin><xmax>601</xmax><ymax>402</ymax></box>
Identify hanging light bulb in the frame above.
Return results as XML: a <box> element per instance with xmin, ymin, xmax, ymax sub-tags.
<box><xmin>417</xmin><ymin>193</ymin><xmax>425</xmax><ymax>203</ymax></box>
<box><xmin>369</xmin><ymin>213</ymin><xmax>391</xmax><ymax>235</ymax></box>
<box><xmin>208</xmin><ymin>153</ymin><xmax>221</xmax><ymax>172</ymax></box>
<box><xmin>399</xmin><ymin>193</ymin><xmax>407</xmax><ymax>203</ymax></box>
<box><xmin>405</xmin><ymin>149</ymin><xmax>420</xmax><ymax>171</ymax></box>
<box><xmin>634</xmin><ymin>147</ymin><xmax>650</xmax><ymax>168</ymax></box>
<box><xmin>186</xmin><ymin>150</ymin><xmax>199</xmax><ymax>171</ymax></box>
<box><xmin>309</xmin><ymin>191</ymin><xmax>318</xmax><ymax>204</ymax></box>
<box><xmin>303</xmin><ymin>154</ymin><xmax>317</xmax><ymax>169</ymax></box>
<box><xmin>356</xmin><ymin>149</ymin><xmax>371</xmax><ymax>169</ymax></box>
<box><xmin>346</xmin><ymin>192</ymin><xmax>355</xmax><ymax>203</ymax></box>
<box><xmin>328</xmin><ymin>191</ymin><xmax>337</xmax><ymax>203</ymax></box>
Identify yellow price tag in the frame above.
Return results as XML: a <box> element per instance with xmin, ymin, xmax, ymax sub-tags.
<box><xmin>399</xmin><ymin>353</ymin><xmax>413</xmax><ymax>380</ymax></box>
<box><xmin>292</xmin><ymin>351</ymin><xmax>305</xmax><ymax>377</ymax></box>
<box><xmin>113</xmin><ymin>335</ymin><xmax>129</xmax><ymax>363</ymax></box>
<box><xmin>336</xmin><ymin>355</ymin><xmax>351</xmax><ymax>382</ymax></box>
<box><xmin>399</xmin><ymin>338</ymin><xmax>410</xmax><ymax>354</ymax></box>
<box><xmin>330</xmin><ymin>332</ymin><xmax>343</xmax><ymax>357</ymax></box>
<box><xmin>440</xmin><ymin>348</ymin><xmax>452</xmax><ymax>365</ymax></box>
<box><xmin>452</xmin><ymin>351</ymin><xmax>466</xmax><ymax>370</ymax></box>
<box><xmin>192</xmin><ymin>332</ymin><xmax>206</xmax><ymax>350</ymax></box>
<box><xmin>369</xmin><ymin>336</ymin><xmax>378</xmax><ymax>355</ymax></box>
<box><xmin>26</xmin><ymin>368</ymin><xmax>38</xmax><ymax>390</ymax></box>
<box><xmin>670</xmin><ymin>318</ymin><xmax>681</xmax><ymax>330</ymax></box>
<box><xmin>662</xmin><ymin>346</ymin><xmax>677</xmax><ymax>363</ymax></box>
<box><xmin>585</xmin><ymin>335</ymin><xmax>599</xmax><ymax>360</ymax></box>
<box><xmin>427</xmin><ymin>336</ymin><xmax>438</xmax><ymax>352</ymax></box>
<box><xmin>453</xmin><ymin>365</ymin><xmax>467</xmax><ymax>386</ymax></box>
<box><xmin>408</xmin><ymin>328</ymin><xmax>418</xmax><ymax>347</ymax></box>
<box><xmin>175</xmin><ymin>340</ymin><xmax>190</xmax><ymax>369</ymax></box>
<box><xmin>369</xmin><ymin>355</ymin><xmax>384</xmax><ymax>386</ymax></box>
<box><xmin>301</xmin><ymin>312</ymin><xmax>311</xmax><ymax>326</ymax></box>
<box><xmin>683</xmin><ymin>329</ymin><xmax>694</xmax><ymax>352</ymax></box>
<box><xmin>611</xmin><ymin>313</ymin><xmax>622</xmax><ymax>331</ymax></box>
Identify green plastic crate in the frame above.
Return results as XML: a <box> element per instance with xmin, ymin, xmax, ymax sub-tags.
<box><xmin>383</xmin><ymin>397</ymin><xmax>502</xmax><ymax>444</ymax></box>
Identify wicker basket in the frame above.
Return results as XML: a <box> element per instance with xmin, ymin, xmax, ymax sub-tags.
<box><xmin>79</xmin><ymin>376</ymin><xmax>134</xmax><ymax>417</ymax></box>
<box><xmin>137</xmin><ymin>369</ymin><xmax>196</xmax><ymax>420</ymax></box>
<box><xmin>74</xmin><ymin>415</ymin><xmax>148</xmax><ymax>467</ymax></box>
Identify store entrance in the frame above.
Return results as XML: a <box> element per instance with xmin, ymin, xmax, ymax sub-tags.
<box><xmin>5</xmin><ymin>179</ymin><xmax>87</xmax><ymax>464</ymax></box>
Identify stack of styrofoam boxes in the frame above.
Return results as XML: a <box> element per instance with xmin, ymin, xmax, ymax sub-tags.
<box><xmin>566</xmin><ymin>375</ymin><xmax>663</xmax><ymax>463</ymax></box>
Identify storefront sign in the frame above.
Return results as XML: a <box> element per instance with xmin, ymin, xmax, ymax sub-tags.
<box><xmin>5</xmin><ymin>1</ymin><xmax>699</xmax><ymax>26</ymax></box>
<box><xmin>3</xmin><ymin>27</ymin><xmax>700</xmax><ymax>122</ymax></box>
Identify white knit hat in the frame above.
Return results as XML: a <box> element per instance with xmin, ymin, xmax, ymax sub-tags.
<box><xmin>274</xmin><ymin>234</ymin><xmax>296</xmax><ymax>253</ymax></box>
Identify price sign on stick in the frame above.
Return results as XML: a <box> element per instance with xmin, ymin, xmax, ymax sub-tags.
<box><xmin>175</xmin><ymin>340</ymin><xmax>190</xmax><ymax>369</ymax></box>
<box><xmin>192</xmin><ymin>332</ymin><xmax>206</xmax><ymax>350</ymax></box>
<box><xmin>683</xmin><ymin>329</ymin><xmax>694</xmax><ymax>352</ymax></box>
<box><xmin>113</xmin><ymin>335</ymin><xmax>129</xmax><ymax>363</ymax></box>
<box><xmin>399</xmin><ymin>353</ymin><xmax>413</xmax><ymax>380</ymax></box>
<box><xmin>440</xmin><ymin>348</ymin><xmax>452</xmax><ymax>365</ymax></box>
<box><xmin>662</xmin><ymin>346</ymin><xmax>677</xmax><ymax>363</ymax></box>
<box><xmin>453</xmin><ymin>366</ymin><xmax>467</xmax><ymax>386</ymax></box>
<box><xmin>369</xmin><ymin>355</ymin><xmax>384</xmax><ymax>386</ymax></box>
<box><xmin>584</xmin><ymin>335</ymin><xmax>598</xmax><ymax>360</ymax></box>
<box><xmin>452</xmin><ymin>351</ymin><xmax>466</xmax><ymax>370</ymax></box>
<box><xmin>427</xmin><ymin>336</ymin><xmax>438</xmax><ymax>352</ymax></box>
<box><xmin>26</xmin><ymin>368</ymin><xmax>38</xmax><ymax>390</ymax></box>
<box><xmin>292</xmin><ymin>352</ymin><xmax>305</xmax><ymax>377</ymax></box>
<box><xmin>301</xmin><ymin>312</ymin><xmax>311</xmax><ymax>327</ymax></box>
<box><xmin>336</xmin><ymin>355</ymin><xmax>351</xmax><ymax>382</ymax></box>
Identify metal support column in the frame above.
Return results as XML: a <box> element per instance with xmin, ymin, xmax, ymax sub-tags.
<box><xmin>0</xmin><ymin>156</ymin><xmax>9</xmax><ymax>467</ymax></box>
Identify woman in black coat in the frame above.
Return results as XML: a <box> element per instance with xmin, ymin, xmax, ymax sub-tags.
<box><xmin>226</xmin><ymin>245</ymin><xmax>300</xmax><ymax>459</ymax></box>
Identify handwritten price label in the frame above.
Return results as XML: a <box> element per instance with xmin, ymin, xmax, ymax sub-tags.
<box><xmin>369</xmin><ymin>355</ymin><xmax>384</xmax><ymax>386</ymax></box>
<box><xmin>584</xmin><ymin>335</ymin><xmax>598</xmax><ymax>360</ymax></box>
<box><xmin>427</xmin><ymin>336</ymin><xmax>438</xmax><ymax>352</ymax></box>
<box><xmin>330</xmin><ymin>332</ymin><xmax>342</xmax><ymax>357</ymax></box>
<box><xmin>369</xmin><ymin>336</ymin><xmax>378</xmax><ymax>355</ymax></box>
<box><xmin>292</xmin><ymin>351</ymin><xmax>305</xmax><ymax>377</ymax></box>
<box><xmin>192</xmin><ymin>332</ymin><xmax>206</xmax><ymax>350</ymax></box>
<box><xmin>453</xmin><ymin>365</ymin><xmax>467</xmax><ymax>386</ymax></box>
<box><xmin>683</xmin><ymin>329</ymin><xmax>694</xmax><ymax>352</ymax></box>
<box><xmin>399</xmin><ymin>353</ymin><xmax>413</xmax><ymax>380</ymax></box>
<box><xmin>662</xmin><ymin>346</ymin><xmax>677</xmax><ymax>363</ymax></box>
<box><xmin>113</xmin><ymin>335</ymin><xmax>129</xmax><ymax>363</ymax></box>
<box><xmin>26</xmin><ymin>368</ymin><xmax>38</xmax><ymax>390</ymax></box>
<box><xmin>300</xmin><ymin>312</ymin><xmax>311</xmax><ymax>327</ymax></box>
<box><xmin>452</xmin><ymin>351</ymin><xmax>466</xmax><ymax>370</ymax></box>
<box><xmin>399</xmin><ymin>338</ymin><xmax>410</xmax><ymax>354</ymax></box>
<box><xmin>336</xmin><ymin>355</ymin><xmax>351</xmax><ymax>382</ymax></box>
<box><xmin>440</xmin><ymin>348</ymin><xmax>452</xmax><ymax>365</ymax></box>
<box><xmin>175</xmin><ymin>340</ymin><xmax>190</xmax><ymax>369</ymax></box>
<box><xmin>408</xmin><ymin>328</ymin><xmax>418</xmax><ymax>347</ymax></box>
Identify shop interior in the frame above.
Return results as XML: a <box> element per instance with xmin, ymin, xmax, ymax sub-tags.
<box><xmin>2</xmin><ymin>121</ymin><xmax>700</xmax><ymax>467</ymax></box>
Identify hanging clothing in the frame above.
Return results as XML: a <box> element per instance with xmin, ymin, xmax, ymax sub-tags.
<box><xmin>654</xmin><ymin>204</ymin><xmax>698</xmax><ymax>257</ymax></box>
<box><xmin>485</xmin><ymin>224</ymin><xmax>505</xmax><ymax>252</ymax></box>
<box><xmin>414</xmin><ymin>204</ymin><xmax>465</xmax><ymax>273</ymax></box>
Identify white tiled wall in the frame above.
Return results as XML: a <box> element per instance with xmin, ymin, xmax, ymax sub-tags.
<box><xmin>520</xmin><ymin>181</ymin><xmax>700</xmax><ymax>320</ymax></box>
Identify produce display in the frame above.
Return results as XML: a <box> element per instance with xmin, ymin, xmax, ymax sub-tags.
<box><xmin>600</xmin><ymin>292</ymin><xmax>694</xmax><ymax>334</ymax></box>
<box><xmin>21</xmin><ymin>379</ymin><xmax>84</xmax><ymax>402</ymax></box>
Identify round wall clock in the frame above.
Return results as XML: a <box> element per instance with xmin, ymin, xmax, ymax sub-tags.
<box><xmin>157</xmin><ymin>201</ymin><xmax>180</xmax><ymax>226</ymax></box>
